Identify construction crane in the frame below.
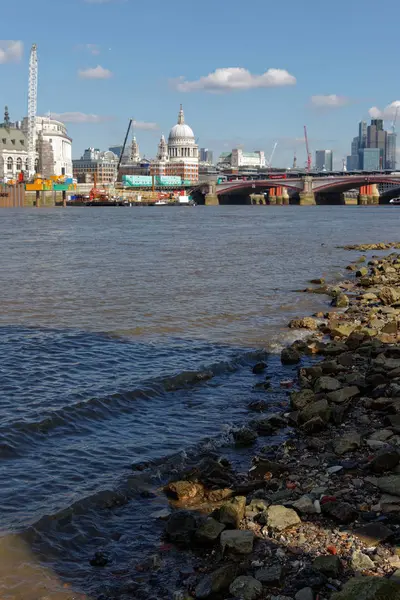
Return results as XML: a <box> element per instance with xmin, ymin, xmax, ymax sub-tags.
<box><xmin>304</xmin><ymin>125</ymin><xmax>312</xmax><ymax>172</ymax></box>
<box><xmin>117</xmin><ymin>118</ymin><xmax>133</xmax><ymax>177</ymax></box>
<box><xmin>267</xmin><ymin>142</ymin><xmax>278</xmax><ymax>169</ymax></box>
<box><xmin>27</xmin><ymin>44</ymin><xmax>38</xmax><ymax>179</ymax></box>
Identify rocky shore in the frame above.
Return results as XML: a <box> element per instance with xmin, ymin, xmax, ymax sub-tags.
<box><xmin>147</xmin><ymin>245</ymin><xmax>400</xmax><ymax>600</ymax></box>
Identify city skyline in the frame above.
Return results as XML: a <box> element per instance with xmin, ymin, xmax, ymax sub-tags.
<box><xmin>2</xmin><ymin>0</ymin><xmax>400</xmax><ymax>168</ymax></box>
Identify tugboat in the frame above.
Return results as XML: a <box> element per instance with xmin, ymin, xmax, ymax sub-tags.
<box><xmin>389</xmin><ymin>198</ymin><xmax>400</xmax><ymax>204</ymax></box>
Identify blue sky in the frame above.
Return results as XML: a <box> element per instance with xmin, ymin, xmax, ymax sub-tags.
<box><xmin>2</xmin><ymin>0</ymin><xmax>400</xmax><ymax>168</ymax></box>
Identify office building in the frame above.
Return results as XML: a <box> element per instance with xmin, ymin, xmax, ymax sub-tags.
<box><xmin>231</xmin><ymin>149</ymin><xmax>265</xmax><ymax>168</ymax></box>
<box><xmin>200</xmin><ymin>148</ymin><xmax>214</xmax><ymax>164</ymax></box>
<box><xmin>358</xmin><ymin>121</ymin><xmax>367</xmax><ymax>149</ymax></box>
<box><xmin>359</xmin><ymin>148</ymin><xmax>380</xmax><ymax>171</ymax></box>
<box><xmin>346</xmin><ymin>155</ymin><xmax>359</xmax><ymax>171</ymax></box>
<box><xmin>72</xmin><ymin>148</ymin><xmax>118</xmax><ymax>184</ymax></box>
<box><xmin>315</xmin><ymin>150</ymin><xmax>333</xmax><ymax>171</ymax></box>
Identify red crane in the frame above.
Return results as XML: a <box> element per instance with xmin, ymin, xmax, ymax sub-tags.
<box><xmin>304</xmin><ymin>125</ymin><xmax>312</xmax><ymax>172</ymax></box>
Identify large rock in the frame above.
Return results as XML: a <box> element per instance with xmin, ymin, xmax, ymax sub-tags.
<box><xmin>265</xmin><ymin>505</ymin><xmax>301</xmax><ymax>531</ymax></box>
<box><xmin>219</xmin><ymin>496</ymin><xmax>246</xmax><ymax>528</ymax></box>
<box><xmin>379</xmin><ymin>286</ymin><xmax>400</xmax><ymax>306</ymax></box>
<box><xmin>370</xmin><ymin>449</ymin><xmax>400</xmax><ymax>473</ymax></box>
<box><xmin>327</xmin><ymin>386</ymin><xmax>360</xmax><ymax>404</ymax></box>
<box><xmin>295</xmin><ymin>589</ymin><xmax>314</xmax><ymax>600</ymax></box>
<box><xmin>220</xmin><ymin>530</ymin><xmax>254</xmax><ymax>554</ymax></box>
<box><xmin>255</xmin><ymin>563</ymin><xmax>282</xmax><ymax>584</ymax></box>
<box><xmin>281</xmin><ymin>347</ymin><xmax>301</xmax><ymax>365</ymax></box>
<box><xmin>229</xmin><ymin>576</ymin><xmax>262</xmax><ymax>600</ymax></box>
<box><xmin>164</xmin><ymin>480</ymin><xmax>204</xmax><ymax>502</ymax></box>
<box><xmin>332</xmin><ymin>293</ymin><xmax>350</xmax><ymax>308</ymax></box>
<box><xmin>313</xmin><ymin>555</ymin><xmax>343</xmax><ymax>577</ymax></box>
<box><xmin>249</xmin><ymin>458</ymin><xmax>286</xmax><ymax>478</ymax></box>
<box><xmin>289</xmin><ymin>317</ymin><xmax>318</xmax><ymax>330</ymax></box>
<box><xmin>301</xmin><ymin>416</ymin><xmax>328</xmax><ymax>433</ymax></box>
<box><xmin>299</xmin><ymin>399</ymin><xmax>331</xmax><ymax>425</ymax></box>
<box><xmin>292</xmin><ymin>494</ymin><xmax>317</xmax><ymax>515</ymax></box>
<box><xmin>330</xmin><ymin>323</ymin><xmax>357</xmax><ymax>338</ymax></box>
<box><xmin>195</xmin><ymin>518</ymin><xmax>225</xmax><ymax>544</ymax></box>
<box><xmin>331</xmin><ymin>576</ymin><xmax>400</xmax><ymax>600</ymax></box>
<box><xmin>334</xmin><ymin>432</ymin><xmax>361</xmax><ymax>455</ymax></box>
<box><xmin>314</xmin><ymin>376</ymin><xmax>341</xmax><ymax>392</ymax></box>
<box><xmin>195</xmin><ymin>563</ymin><xmax>237</xmax><ymax>599</ymax></box>
<box><xmin>353</xmin><ymin>522</ymin><xmax>392</xmax><ymax>545</ymax></box>
<box><xmin>233</xmin><ymin>427</ymin><xmax>257</xmax><ymax>447</ymax></box>
<box><xmin>321</xmin><ymin>500</ymin><xmax>358</xmax><ymax>524</ymax></box>
<box><xmin>291</xmin><ymin>389</ymin><xmax>316</xmax><ymax>411</ymax></box>
<box><xmin>165</xmin><ymin>511</ymin><xmax>198</xmax><ymax>546</ymax></box>
<box><xmin>351</xmin><ymin>550</ymin><xmax>375</xmax><ymax>571</ymax></box>
<box><xmin>375</xmin><ymin>474</ymin><xmax>400</xmax><ymax>495</ymax></box>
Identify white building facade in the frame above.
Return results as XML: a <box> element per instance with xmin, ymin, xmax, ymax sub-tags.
<box><xmin>22</xmin><ymin>116</ymin><xmax>73</xmax><ymax>177</ymax></box>
<box><xmin>231</xmin><ymin>149</ymin><xmax>266</xmax><ymax>168</ymax></box>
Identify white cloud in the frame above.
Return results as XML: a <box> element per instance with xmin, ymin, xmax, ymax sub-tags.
<box><xmin>78</xmin><ymin>65</ymin><xmax>112</xmax><ymax>79</ymax></box>
<box><xmin>133</xmin><ymin>120</ymin><xmax>158</xmax><ymax>131</ymax></box>
<box><xmin>311</xmin><ymin>94</ymin><xmax>349</xmax><ymax>108</ymax></box>
<box><xmin>0</xmin><ymin>40</ymin><xmax>23</xmax><ymax>64</ymax></box>
<box><xmin>50</xmin><ymin>112</ymin><xmax>112</xmax><ymax>123</ymax></box>
<box><xmin>172</xmin><ymin>67</ymin><xmax>296</xmax><ymax>93</ymax></box>
<box><xmin>369</xmin><ymin>101</ymin><xmax>400</xmax><ymax>120</ymax></box>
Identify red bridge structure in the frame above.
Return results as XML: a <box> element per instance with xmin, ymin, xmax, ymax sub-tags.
<box><xmin>197</xmin><ymin>174</ymin><xmax>400</xmax><ymax>205</ymax></box>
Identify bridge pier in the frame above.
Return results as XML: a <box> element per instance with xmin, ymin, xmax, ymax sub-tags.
<box><xmin>268</xmin><ymin>187</ymin><xmax>276</xmax><ymax>205</ymax></box>
<box><xmin>282</xmin><ymin>187</ymin><xmax>289</xmax><ymax>205</ymax></box>
<box><xmin>358</xmin><ymin>185</ymin><xmax>374</xmax><ymax>205</ymax></box>
<box><xmin>299</xmin><ymin>176</ymin><xmax>316</xmax><ymax>205</ymax></box>
<box><xmin>371</xmin><ymin>183</ymin><xmax>380</xmax><ymax>205</ymax></box>
<box><xmin>205</xmin><ymin>182</ymin><xmax>219</xmax><ymax>205</ymax></box>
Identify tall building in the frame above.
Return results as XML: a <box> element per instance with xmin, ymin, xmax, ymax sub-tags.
<box><xmin>151</xmin><ymin>106</ymin><xmax>199</xmax><ymax>182</ymax></box>
<box><xmin>386</xmin><ymin>132</ymin><xmax>397</xmax><ymax>170</ymax></box>
<box><xmin>346</xmin><ymin>155</ymin><xmax>359</xmax><ymax>171</ymax></box>
<box><xmin>130</xmin><ymin>136</ymin><xmax>140</xmax><ymax>163</ymax></box>
<box><xmin>358</xmin><ymin>121</ymin><xmax>367</xmax><ymax>149</ymax></box>
<box><xmin>359</xmin><ymin>148</ymin><xmax>380</xmax><ymax>171</ymax></box>
<box><xmin>200</xmin><ymin>148</ymin><xmax>214</xmax><ymax>164</ymax></box>
<box><xmin>367</xmin><ymin>120</ymin><xmax>386</xmax><ymax>168</ymax></box>
<box><xmin>22</xmin><ymin>115</ymin><xmax>73</xmax><ymax>177</ymax></box>
<box><xmin>315</xmin><ymin>150</ymin><xmax>333</xmax><ymax>171</ymax></box>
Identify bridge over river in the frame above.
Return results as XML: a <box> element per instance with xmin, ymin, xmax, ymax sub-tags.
<box><xmin>195</xmin><ymin>174</ymin><xmax>400</xmax><ymax>205</ymax></box>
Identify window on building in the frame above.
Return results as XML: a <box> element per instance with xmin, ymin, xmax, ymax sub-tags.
<box><xmin>1</xmin><ymin>138</ymin><xmax>5</xmax><ymax>144</ymax></box>
<box><xmin>7</xmin><ymin>157</ymin><xmax>13</xmax><ymax>171</ymax></box>
<box><xmin>16</xmin><ymin>157</ymin><xmax>22</xmax><ymax>170</ymax></box>
<box><xmin>25</xmin><ymin>160</ymin><xmax>29</xmax><ymax>170</ymax></box>
<box><xmin>11</xmin><ymin>139</ymin><xmax>15</xmax><ymax>145</ymax></box>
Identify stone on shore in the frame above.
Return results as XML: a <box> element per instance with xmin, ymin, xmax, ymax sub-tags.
<box><xmin>369</xmin><ymin>448</ymin><xmax>400</xmax><ymax>473</ymax></box>
<box><xmin>195</xmin><ymin>518</ymin><xmax>225</xmax><ymax>544</ymax></box>
<box><xmin>195</xmin><ymin>563</ymin><xmax>237</xmax><ymax>599</ymax></box>
<box><xmin>331</xmin><ymin>576</ymin><xmax>400</xmax><ymax>600</ymax></box>
<box><xmin>301</xmin><ymin>416</ymin><xmax>328</xmax><ymax>433</ymax></box>
<box><xmin>281</xmin><ymin>347</ymin><xmax>301</xmax><ymax>365</ymax></box>
<box><xmin>351</xmin><ymin>550</ymin><xmax>375</xmax><ymax>571</ymax></box>
<box><xmin>265</xmin><ymin>505</ymin><xmax>301</xmax><ymax>531</ymax></box>
<box><xmin>164</xmin><ymin>480</ymin><xmax>204</xmax><ymax>502</ymax></box>
<box><xmin>289</xmin><ymin>317</ymin><xmax>318</xmax><ymax>330</ymax></box>
<box><xmin>314</xmin><ymin>376</ymin><xmax>341</xmax><ymax>392</ymax></box>
<box><xmin>332</xmin><ymin>293</ymin><xmax>349</xmax><ymax>308</ymax></box>
<box><xmin>295</xmin><ymin>588</ymin><xmax>314</xmax><ymax>600</ymax></box>
<box><xmin>233</xmin><ymin>427</ymin><xmax>257</xmax><ymax>447</ymax></box>
<box><xmin>252</xmin><ymin>362</ymin><xmax>267</xmax><ymax>374</ymax></box>
<box><xmin>219</xmin><ymin>496</ymin><xmax>246</xmax><ymax>528</ymax></box>
<box><xmin>291</xmin><ymin>389</ymin><xmax>316</xmax><ymax>410</ymax></box>
<box><xmin>255</xmin><ymin>563</ymin><xmax>282</xmax><ymax>584</ymax></box>
<box><xmin>313</xmin><ymin>555</ymin><xmax>343</xmax><ymax>577</ymax></box>
<box><xmin>334</xmin><ymin>432</ymin><xmax>361</xmax><ymax>455</ymax></box>
<box><xmin>375</xmin><ymin>474</ymin><xmax>400</xmax><ymax>495</ymax></box>
<box><xmin>220</xmin><ymin>530</ymin><xmax>254</xmax><ymax>554</ymax></box>
<box><xmin>321</xmin><ymin>500</ymin><xmax>358</xmax><ymax>524</ymax></box>
<box><xmin>229</xmin><ymin>576</ymin><xmax>262</xmax><ymax>600</ymax></box>
<box><xmin>298</xmin><ymin>399</ymin><xmax>331</xmax><ymax>425</ymax></box>
<box><xmin>165</xmin><ymin>511</ymin><xmax>198</xmax><ymax>546</ymax></box>
<box><xmin>292</xmin><ymin>494</ymin><xmax>317</xmax><ymax>514</ymax></box>
<box><xmin>327</xmin><ymin>386</ymin><xmax>360</xmax><ymax>404</ymax></box>
<box><xmin>379</xmin><ymin>286</ymin><xmax>400</xmax><ymax>306</ymax></box>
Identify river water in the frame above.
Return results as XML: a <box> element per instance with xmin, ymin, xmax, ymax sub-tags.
<box><xmin>0</xmin><ymin>205</ymin><xmax>399</xmax><ymax>599</ymax></box>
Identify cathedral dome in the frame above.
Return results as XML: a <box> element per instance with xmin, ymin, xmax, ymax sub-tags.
<box><xmin>168</xmin><ymin>105</ymin><xmax>195</xmax><ymax>144</ymax></box>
